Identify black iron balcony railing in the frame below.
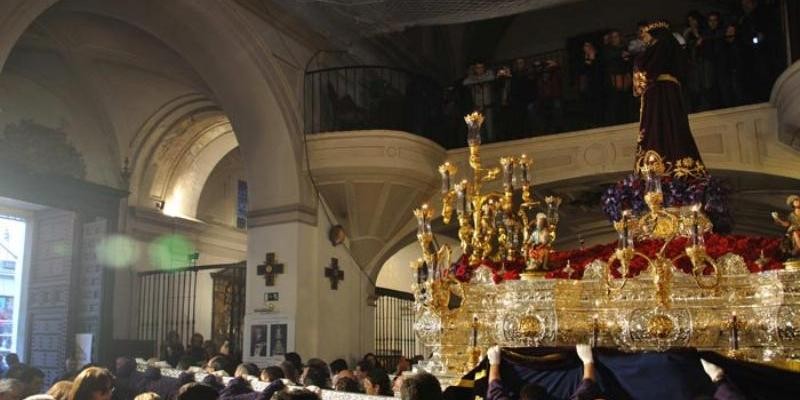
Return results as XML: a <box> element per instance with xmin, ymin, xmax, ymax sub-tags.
<box><xmin>304</xmin><ymin>65</ymin><xmax>445</xmax><ymax>142</ymax></box>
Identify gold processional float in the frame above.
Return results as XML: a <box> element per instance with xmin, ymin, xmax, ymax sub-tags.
<box><xmin>410</xmin><ymin>112</ymin><xmax>800</xmax><ymax>382</ymax></box>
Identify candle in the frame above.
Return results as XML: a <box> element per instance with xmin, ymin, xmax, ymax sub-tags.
<box><xmin>455</xmin><ymin>183</ymin><xmax>465</xmax><ymax>214</ymax></box>
<box><xmin>439</xmin><ymin>162</ymin><xmax>456</xmax><ymax>194</ymax></box>
<box><xmin>731</xmin><ymin>311</ymin><xmax>739</xmax><ymax>350</ymax></box>
<box><xmin>620</xmin><ymin>210</ymin><xmax>631</xmax><ymax>249</ymax></box>
<box><xmin>472</xmin><ymin>315</ymin><xmax>479</xmax><ymax>347</ymax></box>
<box><xmin>500</xmin><ymin>157</ymin><xmax>514</xmax><ymax>191</ymax></box>
<box><xmin>518</xmin><ymin>154</ymin><xmax>531</xmax><ymax>187</ymax></box>
<box><xmin>592</xmin><ymin>314</ymin><xmax>599</xmax><ymax>347</ymax></box>
<box><xmin>691</xmin><ymin>203</ymin><xmax>701</xmax><ymax>246</ymax></box>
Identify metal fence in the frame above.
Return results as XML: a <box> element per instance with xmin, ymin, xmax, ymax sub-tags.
<box><xmin>136</xmin><ymin>263</ymin><xmax>245</xmax><ymax>358</ymax></box>
<box><xmin>374</xmin><ymin>287</ymin><xmax>416</xmax><ymax>372</ymax></box>
<box><xmin>304</xmin><ymin>66</ymin><xmax>443</xmax><ymax>139</ymax></box>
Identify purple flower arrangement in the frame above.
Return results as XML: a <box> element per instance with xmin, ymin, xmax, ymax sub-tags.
<box><xmin>601</xmin><ymin>174</ymin><xmax>732</xmax><ymax>233</ymax></box>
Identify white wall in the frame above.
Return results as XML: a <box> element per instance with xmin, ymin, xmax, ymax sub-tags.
<box><xmin>244</xmin><ymin>202</ymin><xmax>375</xmax><ymax>364</ymax></box>
<box><xmin>376</xmin><ymin>236</ymin><xmax>462</xmax><ymax>293</ymax></box>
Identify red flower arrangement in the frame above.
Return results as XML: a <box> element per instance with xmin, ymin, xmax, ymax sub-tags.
<box><xmin>449</xmin><ymin>234</ymin><xmax>786</xmax><ymax>283</ymax></box>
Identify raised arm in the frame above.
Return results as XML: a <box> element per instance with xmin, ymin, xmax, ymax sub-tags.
<box><xmin>700</xmin><ymin>359</ymin><xmax>746</xmax><ymax>400</ymax></box>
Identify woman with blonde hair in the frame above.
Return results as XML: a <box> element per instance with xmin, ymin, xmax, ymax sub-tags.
<box><xmin>68</xmin><ymin>367</ymin><xmax>114</xmax><ymax>400</ymax></box>
<box><xmin>46</xmin><ymin>381</ymin><xmax>73</xmax><ymax>400</ymax></box>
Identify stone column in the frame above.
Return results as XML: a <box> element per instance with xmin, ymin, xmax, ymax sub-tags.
<box><xmin>245</xmin><ymin>205</ymin><xmax>375</xmax><ymax>363</ymax></box>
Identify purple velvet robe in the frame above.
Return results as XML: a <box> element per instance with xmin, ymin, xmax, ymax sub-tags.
<box><xmin>634</xmin><ymin>28</ymin><xmax>705</xmax><ymax>172</ymax></box>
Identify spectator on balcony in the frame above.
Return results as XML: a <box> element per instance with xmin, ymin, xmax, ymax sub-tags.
<box><xmin>405</xmin><ymin>75</ymin><xmax>437</xmax><ymax>139</ymax></box>
<box><xmin>602</xmin><ymin>30</ymin><xmax>633</xmax><ymax>124</ymax></box>
<box><xmin>496</xmin><ymin>64</ymin><xmax>513</xmax><ymax>141</ymax></box>
<box><xmin>506</xmin><ymin>58</ymin><xmax>537</xmax><ymax>139</ymax></box>
<box><xmin>577</xmin><ymin>42</ymin><xmax>604</xmax><ymax>127</ymax></box>
<box><xmin>703</xmin><ymin>11</ymin><xmax>726</xmax><ymax>108</ymax></box>
<box><xmin>535</xmin><ymin>59</ymin><xmax>564</xmax><ymax>133</ymax></box>
<box><xmin>628</xmin><ymin>21</ymin><xmax>649</xmax><ymax>58</ymax></box>
<box><xmin>714</xmin><ymin>24</ymin><xmax>746</xmax><ymax>107</ymax></box>
<box><xmin>684</xmin><ymin>10</ymin><xmax>712</xmax><ymax>111</ymax></box>
<box><xmin>463</xmin><ymin>60</ymin><xmax>497</xmax><ymax>141</ymax></box>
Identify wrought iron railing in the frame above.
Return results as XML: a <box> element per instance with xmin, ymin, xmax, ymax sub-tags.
<box><xmin>304</xmin><ymin>66</ymin><xmax>444</xmax><ymax>143</ymax></box>
<box><xmin>136</xmin><ymin>262</ymin><xmax>245</xmax><ymax>359</ymax></box>
<box><xmin>374</xmin><ymin>287</ymin><xmax>416</xmax><ymax>372</ymax></box>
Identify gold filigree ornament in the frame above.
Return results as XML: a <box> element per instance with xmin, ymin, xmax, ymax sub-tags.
<box><xmin>428</xmin><ymin>275</ymin><xmax>465</xmax><ymax>316</ymax></box>
<box><xmin>519</xmin><ymin>315</ymin><xmax>543</xmax><ymax>339</ymax></box>
<box><xmin>634</xmin><ymin>150</ymin><xmax>707</xmax><ymax>179</ymax></box>
<box><xmin>647</xmin><ymin>313</ymin><xmax>675</xmax><ymax>339</ymax></box>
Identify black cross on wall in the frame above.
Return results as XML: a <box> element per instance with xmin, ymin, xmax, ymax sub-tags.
<box><xmin>325</xmin><ymin>257</ymin><xmax>344</xmax><ymax>290</ymax></box>
<box><xmin>257</xmin><ymin>252</ymin><xmax>284</xmax><ymax>286</ymax></box>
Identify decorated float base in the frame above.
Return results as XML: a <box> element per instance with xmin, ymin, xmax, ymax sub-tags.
<box><xmin>414</xmin><ymin>252</ymin><xmax>800</xmax><ymax>381</ymax></box>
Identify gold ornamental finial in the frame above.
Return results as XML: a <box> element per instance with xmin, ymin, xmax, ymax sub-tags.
<box><xmin>464</xmin><ymin>111</ymin><xmax>485</xmax><ymax>130</ymax></box>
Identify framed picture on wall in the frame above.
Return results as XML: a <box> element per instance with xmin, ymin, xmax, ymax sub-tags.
<box><xmin>243</xmin><ymin>314</ymin><xmax>294</xmax><ymax>366</ymax></box>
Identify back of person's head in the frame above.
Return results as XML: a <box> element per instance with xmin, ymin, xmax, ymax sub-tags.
<box><xmin>284</xmin><ymin>353</ymin><xmax>302</xmax><ymax>371</ymax></box>
<box><xmin>520</xmin><ymin>383</ymin><xmax>549</xmax><ymax>400</ymax></box>
<box><xmin>114</xmin><ymin>357</ymin><xmax>136</xmax><ymax>379</ymax></box>
<box><xmin>206</xmin><ymin>356</ymin><xmax>227</xmax><ymax>373</ymax></box>
<box><xmin>275</xmin><ymin>389</ymin><xmax>320</xmax><ymax>400</ymax></box>
<box><xmin>69</xmin><ymin>367</ymin><xmax>115</xmax><ymax>400</ymax></box>
<box><xmin>133</xmin><ymin>392</ymin><xmax>161</xmax><ymax>400</ymax></box>
<box><xmin>17</xmin><ymin>366</ymin><xmax>45</xmax><ymax>396</ymax></box>
<box><xmin>334</xmin><ymin>377</ymin><xmax>360</xmax><ymax>393</ymax></box>
<box><xmin>46</xmin><ymin>381</ymin><xmax>73</xmax><ymax>400</ymax></box>
<box><xmin>355</xmin><ymin>360</ymin><xmax>371</xmax><ymax>374</ymax></box>
<box><xmin>329</xmin><ymin>359</ymin><xmax>348</xmax><ymax>375</ymax></box>
<box><xmin>0</xmin><ymin>379</ymin><xmax>22</xmax><ymax>399</ymax></box>
<box><xmin>401</xmin><ymin>372</ymin><xmax>442</xmax><ymax>400</ymax></box>
<box><xmin>305</xmin><ymin>359</ymin><xmax>327</xmax><ymax>371</ymax></box>
<box><xmin>5</xmin><ymin>354</ymin><xmax>19</xmax><ymax>366</ymax></box>
<box><xmin>362</xmin><ymin>353</ymin><xmax>380</xmax><ymax>368</ymax></box>
<box><xmin>280</xmin><ymin>361</ymin><xmax>299</xmax><ymax>384</ymax></box>
<box><xmin>302</xmin><ymin>366</ymin><xmax>330</xmax><ymax>389</ymax></box>
<box><xmin>176</xmin><ymin>383</ymin><xmax>218</xmax><ymax>400</ymax></box>
<box><xmin>200</xmin><ymin>375</ymin><xmax>223</xmax><ymax>392</ymax></box>
<box><xmin>176</xmin><ymin>372</ymin><xmax>195</xmax><ymax>387</ymax></box>
<box><xmin>241</xmin><ymin>363</ymin><xmax>259</xmax><ymax>377</ymax></box>
<box><xmin>261</xmin><ymin>366</ymin><xmax>284</xmax><ymax>382</ymax></box>
<box><xmin>364</xmin><ymin>368</ymin><xmax>392</xmax><ymax>396</ymax></box>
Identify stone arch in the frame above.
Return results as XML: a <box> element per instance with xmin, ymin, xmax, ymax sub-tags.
<box><xmin>0</xmin><ymin>0</ymin><xmax>310</xmax><ymax>215</ymax></box>
<box><xmin>126</xmin><ymin>93</ymin><xmax>240</xmax><ymax>220</ymax></box>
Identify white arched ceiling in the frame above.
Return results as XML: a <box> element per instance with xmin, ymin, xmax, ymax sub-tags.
<box><xmin>160</xmin><ymin>121</ymin><xmax>238</xmax><ymax>219</ymax></box>
<box><xmin>0</xmin><ymin>0</ymin><xmax>311</xmax><ymax>214</ymax></box>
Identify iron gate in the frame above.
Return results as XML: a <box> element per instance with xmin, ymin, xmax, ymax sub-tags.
<box><xmin>374</xmin><ymin>287</ymin><xmax>416</xmax><ymax>371</ymax></box>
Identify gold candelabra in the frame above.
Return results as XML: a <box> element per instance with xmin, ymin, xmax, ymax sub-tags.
<box><xmin>415</xmin><ymin>112</ymin><xmax>561</xmax><ymax>274</ymax></box>
<box><xmin>606</xmin><ymin>156</ymin><xmax>719</xmax><ymax>311</ymax></box>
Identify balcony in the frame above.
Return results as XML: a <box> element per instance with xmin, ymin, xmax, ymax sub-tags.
<box><xmin>304</xmin><ymin>55</ymin><xmax>800</xmax><ymax>275</ymax></box>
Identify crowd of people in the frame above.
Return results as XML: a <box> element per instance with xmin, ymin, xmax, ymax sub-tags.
<box><xmin>0</xmin><ymin>340</ymin><xmax>752</xmax><ymax>400</ymax></box>
<box><xmin>0</xmin><ymin>331</ymin><xmax>439</xmax><ymax>400</ymax></box>
<box><xmin>434</xmin><ymin>0</ymin><xmax>785</xmax><ymax>147</ymax></box>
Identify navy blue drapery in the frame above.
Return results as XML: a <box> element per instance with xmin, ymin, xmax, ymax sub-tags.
<box><xmin>444</xmin><ymin>347</ymin><xmax>800</xmax><ymax>400</ymax></box>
